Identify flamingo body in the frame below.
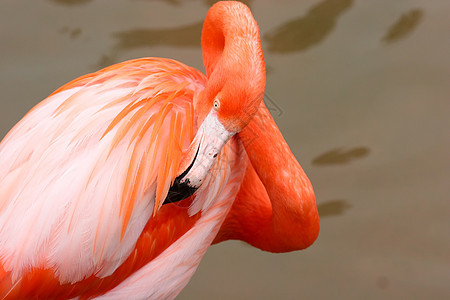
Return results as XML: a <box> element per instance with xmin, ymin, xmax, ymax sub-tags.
<box><xmin>0</xmin><ymin>2</ymin><xmax>319</xmax><ymax>299</ymax></box>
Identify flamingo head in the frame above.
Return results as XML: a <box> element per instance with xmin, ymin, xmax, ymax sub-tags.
<box><xmin>164</xmin><ymin>0</ymin><xmax>265</xmax><ymax>204</ymax></box>
<box><xmin>164</xmin><ymin>71</ymin><xmax>265</xmax><ymax>204</ymax></box>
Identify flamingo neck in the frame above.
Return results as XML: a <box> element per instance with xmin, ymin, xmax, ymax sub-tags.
<box><xmin>201</xmin><ymin>1</ymin><xmax>265</xmax><ymax>81</ymax></box>
<box><xmin>239</xmin><ymin>105</ymin><xmax>320</xmax><ymax>250</ymax></box>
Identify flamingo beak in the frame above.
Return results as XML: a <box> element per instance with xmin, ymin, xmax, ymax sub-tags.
<box><xmin>164</xmin><ymin>110</ymin><xmax>234</xmax><ymax>204</ymax></box>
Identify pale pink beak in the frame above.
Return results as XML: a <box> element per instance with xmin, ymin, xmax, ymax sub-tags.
<box><xmin>164</xmin><ymin>110</ymin><xmax>234</xmax><ymax>203</ymax></box>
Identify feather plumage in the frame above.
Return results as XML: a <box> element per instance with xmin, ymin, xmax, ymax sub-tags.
<box><xmin>0</xmin><ymin>58</ymin><xmax>232</xmax><ymax>297</ymax></box>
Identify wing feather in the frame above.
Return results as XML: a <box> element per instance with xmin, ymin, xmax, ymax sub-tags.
<box><xmin>0</xmin><ymin>58</ymin><xmax>207</xmax><ymax>284</ymax></box>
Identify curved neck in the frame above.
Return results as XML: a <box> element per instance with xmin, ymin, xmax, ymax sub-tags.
<box><xmin>238</xmin><ymin>104</ymin><xmax>320</xmax><ymax>251</ymax></box>
<box><xmin>201</xmin><ymin>1</ymin><xmax>265</xmax><ymax>79</ymax></box>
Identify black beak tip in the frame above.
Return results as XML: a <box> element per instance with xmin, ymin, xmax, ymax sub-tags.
<box><xmin>163</xmin><ymin>178</ymin><xmax>198</xmax><ymax>204</ymax></box>
<box><xmin>164</xmin><ymin>145</ymin><xmax>200</xmax><ymax>205</ymax></box>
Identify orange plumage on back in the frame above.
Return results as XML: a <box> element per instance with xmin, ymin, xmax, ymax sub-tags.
<box><xmin>0</xmin><ymin>1</ymin><xmax>319</xmax><ymax>299</ymax></box>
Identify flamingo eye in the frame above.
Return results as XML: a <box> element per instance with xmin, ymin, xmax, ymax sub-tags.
<box><xmin>213</xmin><ymin>99</ymin><xmax>220</xmax><ymax>110</ymax></box>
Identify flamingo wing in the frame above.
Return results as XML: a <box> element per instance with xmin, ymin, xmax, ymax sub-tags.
<box><xmin>0</xmin><ymin>58</ymin><xmax>209</xmax><ymax>296</ymax></box>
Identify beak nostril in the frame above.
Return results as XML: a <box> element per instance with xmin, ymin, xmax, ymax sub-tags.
<box><xmin>213</xmin><ymin>153</ymin><xmax>218</xmax><ymax>158</ymax></box>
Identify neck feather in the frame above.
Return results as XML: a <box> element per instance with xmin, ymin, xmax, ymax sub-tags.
<box><xmin>239</xmin><ymin>104</ymin><xmax>320</xmax><ymax>250</ymax></box>
<box><xmin>201</xmin><ymin>1</ymin><xmax>265</xmax><ymax>81</ymax></box>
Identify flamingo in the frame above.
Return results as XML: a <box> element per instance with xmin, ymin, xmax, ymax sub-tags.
<box><xmin>0</xmin><ymin>1</ymin><xmax>319</xmax><ymax>299</ymax></box>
